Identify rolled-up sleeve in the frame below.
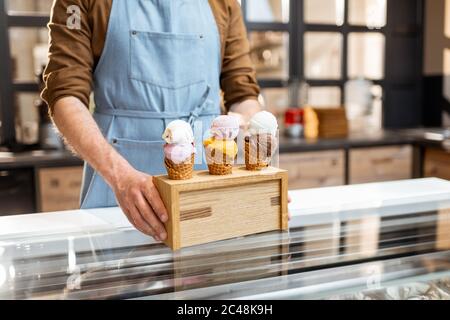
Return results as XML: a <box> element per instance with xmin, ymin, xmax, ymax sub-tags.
<box><xmin>41</xmin><ymin>0</ymin><xmax>94</xmax><ymax>112</ymax></box>
<box><xmin>220</xmin><ymin>0</ymin><xmax>260</xmax><ymax>110</ymax></box>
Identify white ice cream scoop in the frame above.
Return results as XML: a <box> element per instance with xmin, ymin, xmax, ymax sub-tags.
<box><xmin>249</xmin><ymin>111</ymin><xmax>279</xmax><ymax>136</ymax></box>
<box><xmin>162</xmin><ymin>120</ymin><xmax>194</xmax><ymax>144</ymax></box>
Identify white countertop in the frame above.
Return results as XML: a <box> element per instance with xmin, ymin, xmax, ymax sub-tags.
<box><xmin>1</xmin><ymin>178</ymin><xmax>449</xmax><ymax>242</ymax></box>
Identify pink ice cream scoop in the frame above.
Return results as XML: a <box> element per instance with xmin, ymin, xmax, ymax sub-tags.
<box><xmin>164</xmin><ymin>143</ymin><xmax>196</xmax><ymax>164</ymax></box>
<box><xmin>210</xmin><ymin>115</ymin><xmax>240</xmax><ymax>140</ymax></box>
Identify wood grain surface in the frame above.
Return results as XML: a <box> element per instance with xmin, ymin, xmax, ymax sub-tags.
<box><xmin>154</xmin><ymin>166</ymin><xmax>288</xmax><ymax>250</ymax></box>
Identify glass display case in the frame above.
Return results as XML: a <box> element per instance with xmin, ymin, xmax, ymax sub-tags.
<box><xmin>1</xmin><ymin>180</ymin><xmax>449</xmax><ymax>300</ymax></box>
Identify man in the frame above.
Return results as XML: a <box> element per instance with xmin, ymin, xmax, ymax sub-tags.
<box><xmin>42</xmin><ymin>0</ymin><xmax>263</xmax><ymax>241</ymax></box>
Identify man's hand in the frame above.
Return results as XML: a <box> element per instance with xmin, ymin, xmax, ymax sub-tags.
<box><xmin>112</xmin><ymin>168</ymin><xmax>168</xmax><ymax>241</ymax></box>
<box><xmin>228</xmin><ymin>99</ymin><xmax>262</xmax><ymax>130</ymax></box>
<box><xmin>51</xmin><ymin>97</ymin><xmax>168</xmax><ymax>241</ymax></box>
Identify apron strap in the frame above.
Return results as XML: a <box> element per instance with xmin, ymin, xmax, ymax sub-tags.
<box><xmin>188</xmin><ymin>85</ymin><xmax>211</xmax><ymax>126</ymax></box>
<box><xmin>95</xmin><ymin>85</ymin><xmax>215</xmax><ymax>124</ymax></box>
<box><xmin>95</xmin><ymin>108</ymin><xmax>190</xmax><ymax>119</ymax></box>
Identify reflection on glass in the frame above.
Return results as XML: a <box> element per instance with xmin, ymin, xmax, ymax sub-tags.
<box><xmin>446</xmin><ymin>0</ymin><xmax>450</xmax><ymax>38</ymax></box>
<box><xmin>348</xmin><ymin>0</ymin><xmax>387</xmax><ymax>28</ymax></box>
<box><xmin>249</xmin><ymin>31</ymin><xmax>289</xmax><ymax>79</ymax></box>
<box><xmin>246</xmin><ymin>0</ymin><xmax>290</xmax><ymax>23</ymax></box>
<box><xmin>348</xmin><ymin>32</ymin><xmax>385</xmax><ymax>80</ymax></box>
<box><xmin>436</xmin><ymin>208</ymin><xmax>450</xmax><ymax>250</ymax></box>
<box><xmin>328</xmin><ymin>278</ymin><xmax>450</xmax><ymax>300</ymax></box>
<box><xmin>260</xmin><ymin>88</ymin><xmax>289</xmax><ymax>118</ymax></box>
<box><xmin>7</xmin><ymin>0</ymin><xmax>53</xmax><ymax>13</ymax></box>
<box><xmin>10</xmin><ymin>28</ymin><xmax>49</xmax><ymax>82</ymax></box>
<box><xmin>0</xmin><ymin>264</ymin><xmax>6</xmax><ymax>289</ymax></box>
<box><xmin>345</xmin><ymin>217</ymin><xmax>380</xmax><ymax>257</ymax></box>
<box><xmin>304</xmin><ymin>0</ymin><xmax>345</xmax><ymax>26</ymax></box>
<box><xmin>307</xmin><ymin>87</ymin><xmax>341</xmax><ymax>107</ymax></box>
<box><xmin>444</xmin><ymin>49</ymin><xmax>450</xmax><ymax>103</ymax></box>
<box><xmin>304</xmin><ymin>32</ymin><xmax>342</xmax><ymax>80</ymax></box>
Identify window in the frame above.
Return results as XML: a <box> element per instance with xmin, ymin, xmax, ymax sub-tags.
<box><xmin>348</xmin><ymin>0</ymin><xmax>387</xmax><ymax>28</ymax></box>
<box><xmin>0</xmin><ymin>0</ymin><xmax>53</xmax><ymax>145</ymax></box>
<box><xmin>446</xmin><ymin>0</ymin><xmax>450</xmax><ymax>38</ymax></box>
<box><xmin>348</xmin><ymin>32</ymin><xmax>385</xmax><ymax>80</ymax></box>
<box><xmin>444</xmin><ymin>49</ymin><xmax>450</xmax><ymax>103</ymax></box>
<box><xmin>304</xmin><ymin>0</ymin><xmax>345</xmax><ymax>26</ymax></box>
<box><xmin>304</xmin><ymin>32</ymin><xmax>343</xmax><ymax>80</ymax></box>
<box><xmin>246</xmin><ymin>0</ymin><xmax>290</xmax><ymax>23</ymax></box>
<box><xmin>244</xmin><ymin>0</ymin><xmax>388</xmax><ymax>124</ymax></box>
<box><xmin>307</xmin><ymin>87</ymin><xmax>342</xmax><ymax>108</ymax></box>
<box><xmin>10</xmin><ymin>27</ymin><xmax>48</xmax><ymax>82</ymax></box>
<box><xmin>445</xmin><ymin>1</ymin><xmax>450</xmax><ymax>104</ymax></box>
<box><xmin>7</xmin><ymin>0</ymin><xmax>53</xmax><ymax>14</ymax></box>
<box><xmin>249</xmin><ymin>31</ymin><xmax>289</xmax><ymax>80</ymax></box>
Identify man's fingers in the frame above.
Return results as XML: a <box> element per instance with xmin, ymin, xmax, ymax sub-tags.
<box><xmin>135</xmin><ymin>193</ymin><xmax>167</xmax><ymax>241</ymax></box>
<box><xmin>145</xmin><ymin>179</ymin><xmax>169</xmax><ymax>223</ymax></box>
<box><xmin>128</xmin><ymin>205</ymin><xmax>159</xmax><ymax>240</ymax></box>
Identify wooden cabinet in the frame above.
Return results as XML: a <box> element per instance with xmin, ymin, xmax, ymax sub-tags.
<box><xmin>349</xmin><ymin>145</ymin><xmax>413</xmax><ymax>184</ymax></box>
<box><xmin>0</xmin><ymin>169</ymin><xmax>35</xmax><ymax>216</ymax></box>
<box><xmin>37</xmin><ymin>166</ymin><xmax>83</xmax><ymax>212</ymax></box>
<box><xmin>424</xmin><ymin>148</ymin><xmax>450</xmax><ymax>180</ymax></box>
<box><xmin>279</xmin><ymin>150</ymin><xmax>345</xmax><ymax>189</ymax></box>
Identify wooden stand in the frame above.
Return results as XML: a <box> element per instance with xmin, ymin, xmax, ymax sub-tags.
<box><xmin>154</xmin><ymin>166</ymin><xmax>289</xmax><ymax>250</ymax></box>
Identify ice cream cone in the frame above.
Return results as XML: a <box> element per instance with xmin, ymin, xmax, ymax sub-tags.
<box><xmin>162</xmin><ymin>120</ymin><xmax>196</xmax><ymax>180</ymax></box>
<box><xmin>164</xmin><ymin>154</ymin><xmax>195</xmax><ymax>180</ymax></box>
<box><xmin>207</xmin><ymin>163</ymin><xmax>233</xmax><ymax>175</ymax></box>
<box><xmin>204</xmin><ymin>138</ymin><xmax>237</xmax><ymax>175</ymax></box>
<box><xmin>203</xmin><ymin>116</ymin><xmax>240</xmax><ymax>176</ymax></box>
<box><xmin>245</xmin><ymin>111</ymin><xmax>279</xmax><ymax>171</ymax></box>
<box><xmin>245</xmin><ymin>134</ymin><xmax>273</xmax><ymax>171</ymax></box>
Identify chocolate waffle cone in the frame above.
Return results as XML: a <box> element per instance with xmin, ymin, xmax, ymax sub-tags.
<box><xmin>164</xmin><ymin>154</ymin><xmax>195</xmax><ymax>180</ymax></box>
<box><xmin>245</xmin><ymin>134</ymin><xmax>273</xmax><ymax>171</ymax></box>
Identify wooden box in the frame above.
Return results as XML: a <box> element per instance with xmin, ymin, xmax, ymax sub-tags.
<box><xmin>304</xmin><ymin>107</ymin><xmax>348</xmax><ymax>139</ymax></box>
<box><xmin>154</xmin><ymin>166</ymin><xmax>289</xmax><ymax>250</ymax></box>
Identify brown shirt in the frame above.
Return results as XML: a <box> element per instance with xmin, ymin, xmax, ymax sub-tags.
<box><xmin>42</xmin><ymin>0</ymin><xmax>260</xmax><ymax>112</ymax></box>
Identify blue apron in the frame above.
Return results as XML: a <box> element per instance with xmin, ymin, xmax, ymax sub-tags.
<box><xmin>80</xmin><ymin>0</ymin><xmax>221</xmax><ymax>209</ymax></box>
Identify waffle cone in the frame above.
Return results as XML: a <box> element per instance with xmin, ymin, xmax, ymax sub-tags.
<box><xmin>164</xmin><ymin>154</ymin><xmax>195</xmax><ymax>180</ymax></box>
<box><xmin>208</xmin><ymin>163</ymin><xmax>233</xmax><ymax>175</ymax></box>
<box><xmin>204</xmin><ymin>142</ymin><xmax>236</xmax><ymax>175</ymax></box>
<box><xmin>245</xmin><ymin>135</ymin><xmax>272</xmax><ymax>171</ymax></box>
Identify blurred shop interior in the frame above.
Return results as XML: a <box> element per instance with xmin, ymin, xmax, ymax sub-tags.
<box><xmin>0</xmin><ymin>0</ymin><xmax>449</xmax><ymax>215</ymax></box>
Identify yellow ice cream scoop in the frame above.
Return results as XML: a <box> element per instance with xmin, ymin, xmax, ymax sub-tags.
<box><xmin>203</xmin><ymin>137</ymin><xmax>238</xmax><ymax>158</ymax></box>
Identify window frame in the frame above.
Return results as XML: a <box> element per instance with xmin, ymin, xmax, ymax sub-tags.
<box><xmin>0</xmin><ymin>0</ymin><xmax>48</xmax><ymax>145</ymax></box>
<box><xmin>243</xmin><ymin>0</ymin><xmax>388</xmax><ymax>105</ymax></box>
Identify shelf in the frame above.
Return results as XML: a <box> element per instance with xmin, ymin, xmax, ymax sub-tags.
<box><xmin>7</xmin><ymin>13</ymin><xmax>49</xmax><ymax>28</ymax></box>
<box><xmin>12</xmin><ymin>81</ymin><xmax>39</xmax><ymax>92</ymax></box>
